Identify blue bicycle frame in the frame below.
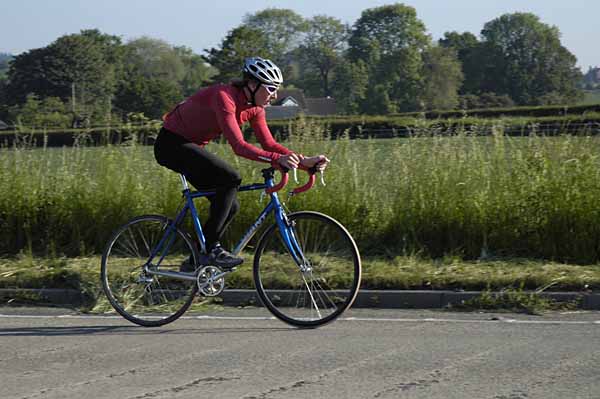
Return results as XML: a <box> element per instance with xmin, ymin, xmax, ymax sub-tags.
<box><xmin>148</xmin><ymin>169</ymin><xmax>306</xmax><ymax>270</ymax></box>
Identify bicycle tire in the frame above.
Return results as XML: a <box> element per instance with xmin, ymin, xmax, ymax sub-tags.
<box><xmin>101</xmin><ymin>214</ymin><xmax>199</xmax><ymax>327</ymax></box>
<box><xmin>253</xmin><ymin>211</ymin><xmax>361</xmax><ymax>328</ymax></box>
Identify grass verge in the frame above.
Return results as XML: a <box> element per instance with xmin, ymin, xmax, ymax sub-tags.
<box><xmin>6</xmin><ymin>133</ymin><xmax>600</xmax><ymax>264</ymax></box>
<box><xmin>451</xmin><ymin>285</ymin><xmax>580</xmax><ymax>315</ymax></box>
<box><xmin>0</xmin><ymin>254</ymin><xmax>598</xmax><ymax>313</ymax></box>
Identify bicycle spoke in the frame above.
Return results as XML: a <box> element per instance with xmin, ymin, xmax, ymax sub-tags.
<box><xmin>153</xmin><ymin>275</ymin><xmax>171</xmax><ymax>305</ymax></box>
<box><xmin>301</xmin><ymin>274</ymin><xmax>321</xmax><ymax>319</ymax></box>
<box><xmin>125</xmin><ymin>228</ymin><xmax>141</xmax><ymax>259</ymax></box>
<box><xmin>102</xmin><ymin>216</ymin><xmax>198</xmax><ymax>326</ymax></box>
<box><xmin>123</xmin><ymin>287</ymin><xmax>148</xmax><ymax>311</ymax></box>
<box><xmin>110</xmin><ymin>245</ymin><xmax>134</xmax><ymax>259</ymax></box>
<box><xmin>115</xmin><ymin>235</ymin><xmax>138</xmax><ymax>258</ymax></box>
<box><xmin>311</xmin><ymin>274</ymin><xmax>339</xmax><ymax>310</ymax></box>
<box><xmin>137</xmin><ymin>225</ymin><xmax>153</xmax><ymax>257</ymax></box>
<box><xmin>255</xmin><ymin>212</ymin><xmax>361</xmax><ymax>327</ymax></box>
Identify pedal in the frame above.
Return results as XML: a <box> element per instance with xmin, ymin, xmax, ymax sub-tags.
<box><xmin>136</xmin><ymin>274</ymin><xmax>154</xmax><ymax>284</ymax></box>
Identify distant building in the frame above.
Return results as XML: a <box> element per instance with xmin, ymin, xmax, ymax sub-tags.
<box><xmin>0</xmin><ymin>120</ymin><xmax>8</xmax><ymax>130</ymax></box>
<box><xmin>265</xmin><ymin>105</ymin><xmax>303</xmax><ymax>120</ymax></box>
<box><xmin>276</xmin><ymin>89</ymin><xmax>307</xmax><ymax>108</ymax></box>
<box><xmin>304</xmin><ymin>97</ymin><xmax>337</xmax><ymax>116</ymax></box>
<box><xmin>266</xmin><ymin>89</ymin><xmax>337</xmax><ymax>120</ymax></box>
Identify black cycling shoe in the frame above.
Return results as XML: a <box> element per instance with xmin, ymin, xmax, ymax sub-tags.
<box><xmin>207</xmin><ymin>245</ymin><xmax>243</xmax><ymax>271</ymax></box>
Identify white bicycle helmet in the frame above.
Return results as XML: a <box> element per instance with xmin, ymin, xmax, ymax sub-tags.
<box><xmin>243</xmin><ymin>57</ymin><xmax>283</xmax><ymax>87</ymax></box>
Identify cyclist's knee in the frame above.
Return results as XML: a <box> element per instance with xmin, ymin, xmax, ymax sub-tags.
<box><xmin>214</xmin><ymin>169</ymin><xmax>241</xmax><ymax>193</ymax></box>
<box><xmin>228</xmin><ymin>171</ymin><xmax>242</xmax><ymax>187</ymax></box>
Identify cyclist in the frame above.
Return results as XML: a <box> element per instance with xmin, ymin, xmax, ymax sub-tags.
<box><xmin>154</xmin><ymin>56</ymin><xmax>329</xmax><ymax>271</ymax></box>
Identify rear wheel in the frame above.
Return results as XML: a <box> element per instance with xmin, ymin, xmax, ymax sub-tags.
<box><xmin>101</xmin><ymin>215</ymin><xmax>199</xmax><ymax>327</ymax></box>
<box><xmin>253</xmin><ymin>211</ymin><xmax>361</xmax><ymax>328</ymax></box>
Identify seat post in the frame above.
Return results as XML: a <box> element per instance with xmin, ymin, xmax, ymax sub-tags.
<box><xmin>179</xmin><ymin>174</ymin><xmax>190</xmax><ymax>191</ymax></box>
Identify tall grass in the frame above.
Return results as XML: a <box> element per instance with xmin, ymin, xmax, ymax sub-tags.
<box><xmin>2</xmin><ymin>122</ymin><xmax>600</xmax><ymax>263</ymax></box>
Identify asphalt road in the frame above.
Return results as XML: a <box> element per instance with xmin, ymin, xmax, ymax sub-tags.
<box><xmin>1</xmin><ymin>307</ymin><xmax>599</xmax><ymax>399</ymax></box>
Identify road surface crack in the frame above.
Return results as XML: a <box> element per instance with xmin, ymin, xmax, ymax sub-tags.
<box><xmin>243</xmin><ymin>380</ymin><xmax>309</xmax><ymax>399</ymax></box>
<box><xmin>371</xmin><ymin>349</ymin><xmax>496</xmax><ymax>398</ymax></box>
<box><xmin>127</xmin><ymin>375</ymin><xmax>240</xmax><ymax>398</ymax></box>
<box><xmin>373</xmin><ymin>370</ymin><xmax>442</xmax><ymax>397</ymax></box>
<box><xmin>243</xmin><ymin>348</ymin><xmax>407</xmax><ymax>399</ymax></box>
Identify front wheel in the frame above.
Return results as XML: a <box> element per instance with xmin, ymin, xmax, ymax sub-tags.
<box><xmin>254</xmin><ymin>211</ymin><xmax>361</xmax><ymax>328</ymax></box>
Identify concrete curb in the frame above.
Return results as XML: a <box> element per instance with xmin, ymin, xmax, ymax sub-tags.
<box><xmin>2</xmin><ymin>288</ymin><xmax>600</xmax><ymax>310</ymax></box>
<box><xmin>0</xmin><ymin>288</ymin><xmax>91</xmax><ymax>305</ymax></box>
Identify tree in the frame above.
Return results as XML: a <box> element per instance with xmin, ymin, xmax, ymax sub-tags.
<box><xmin>296</xmin><ymin>16</ymin><xmax>348</xmax><ymax>97</ymax></box>
<box><xmin>0</xmin><ymin>54</ymin><xmax>12</xmax><ymax>120</ymax></box>
<box><xmin>49</xmin><ymin>31</ymin><xmax>120</xmax><ymax>114</ymax></box>
<box><xmin>0</xmin><ymin>79</ymin><xmax>9</xmax><ymax>121</ymax></box>
<box><xmin>331</xmin><ymin>60</ymin><xmax>369</xmax><ymax>114</ymax></box>
<box><xmin>114</xmin><ymin>38</ymin><xmax>219</xmax><ymax>117</ymax></box>
<box><xmin>124</xmin><ymin>37</ymin><xmax>185</xmax><ymax>82</ymax></box>
<box><xmin>0</xmin><ymin>53</ymin><xmax>12</xmax><ymax>80</ymax></box>
<box><xmin>481</xmin><ymin>13</ymin><xmax>582</xmax><ymax>105</ymax></box>
<box><xmin>9</xmin><ymin>94</ymin><xmax>71</xmax><ymax>128</ymax></box>
<box><xmin>348</xmin><ymin>4</ymin><xmax>429</xmax><ymax>60</ymax></box>
<box><xmin>243</xmin><ymin>8</ymin><xmax>308</xmax><ymax>66</ymax></box>
<box><xmin>583</xmin><ymin>66</ymin><xmax>600</xmax><ymax>90</ymax></box>
<box><xmin>114</xmin><ymin>70</ymin><xmax>182</xmax><ymax>119</ymax></box>
<box><xmin>4</xmin><ymin>30</ymin><xmax>123</xmax><ymax>122</ymax></box>
<box><xmin>438</xmin><ymin>31</ymin><xmax>483</xmax><ymax>94</ymax></box>
<box><xmin>458</xmin><ymin>92</ymin><xmax>515</xmax><ymax>110</ymax></box>
<box><xmin>421</xmin><ymin>46</ymin><xmax>463</xmax><ymax>110</ymax></box>
<box><xmin>347</xmin><ymin>4</ymin><xmax>430</xmax><ymax>113</ymax></box>
<box><xmin>204</xmin><ymin>25</ymin><xmax>273</xmax><ymax>84</ymax></box>
<box><xmin>439</xmin><ymin>31</ymin><xmax>478</xmax><ymax>55</ymax></box>
<box><xmin>174</xmin><ymin>46</ymin><xmax>217</xmax><ymax>95</ymax></box>
<box><xmin>4</xmin><ymin>47</ymin><xmax>58</xmax><ymax>105</ymax></box>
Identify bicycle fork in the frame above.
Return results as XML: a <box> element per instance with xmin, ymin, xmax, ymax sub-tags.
<box><xmin>279</xmin><ymin>218</ymin><xmax>323</xmax><ymax>318</ymax></box>
<box><xmin>274</xmin><ymin>207</ymin><xmax>309</xmax><ymax>271</ymax></box>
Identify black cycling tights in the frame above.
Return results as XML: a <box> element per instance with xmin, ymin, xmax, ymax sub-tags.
<box><xmin>154</xmin><ymin>128</ymin><xmax>241</xmax><ymax>251</ymax></box>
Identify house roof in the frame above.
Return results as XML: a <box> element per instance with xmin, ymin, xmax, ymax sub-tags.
<box><xmin>274</xmin><ymin>89</ymin><xmax>307</xmax><ymax>108</ymax></box>
<box><xmin>279</xmin><ymin>96</ymin><xmax>300</xmax><ymax>107</ymax></box>
<box><xmin>265</xmin><ymin>87</ymin><xmax>338</xmax><ymax>119</ymax></box>
<box><xmin>305</xmin><ymin>97</ymin><xmax>337</xmax><ymax>116</ymax></box>
<box><xmin>265</xmin><ymin>105</ymin><xmax>302</xmax><ymax>120</ymax></box>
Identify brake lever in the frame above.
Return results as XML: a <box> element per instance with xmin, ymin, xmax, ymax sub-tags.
<box><xmin>320</xmin><ymin>170</ymin><xmax>326</xmax><ymax>186</ymax></box>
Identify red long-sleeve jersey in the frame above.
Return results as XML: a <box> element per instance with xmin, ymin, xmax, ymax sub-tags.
<box><xmin>163</xmin><ymin>84</ymin><xmax>292</xmax><ymax>163</ymax></box>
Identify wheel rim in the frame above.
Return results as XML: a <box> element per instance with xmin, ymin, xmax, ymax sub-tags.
<box><xmin>255</xmin><ymin>213</ymin><xmax>361</xmax><ymax>326</ymax></box>
<box><xmin>101</xmin><ymin>216</ymin><xmax>198</xmax><ymax>325</ymax></box>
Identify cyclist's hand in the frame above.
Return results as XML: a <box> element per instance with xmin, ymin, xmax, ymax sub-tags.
<box><xmin>300</xmin><ymin>155</ymin><xmax>330</xmax><ymax>172</ymax></box>
<box><xmin>277</xmin><ymin>153</ymin><xmax>301</xmax><ymax>170</ymax></box>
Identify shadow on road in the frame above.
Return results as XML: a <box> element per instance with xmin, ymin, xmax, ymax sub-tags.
<box><xmin>0</xmin><ymin>325</ymin><xmax>294</xmax><ymax>337</ymax></box>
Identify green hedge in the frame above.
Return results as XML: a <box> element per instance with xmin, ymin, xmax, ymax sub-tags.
<box><xmin>2</xmin><ymin>112</ymin><xmax>600</xmax><ymax>148</ymax></box>
<box><xmin>268</xmin><ymin>113</ymin><xmax>600</xmax><ymax>139</ymax></box>
<box><xmin>391</xmin><ymin>103</ymin><xmax>600</xmax><ymax>120</ymax></box>
<box><xmin>0</xmin><ymin>123</ymin><xmax>161</xmax><ymax>147</ymax></box>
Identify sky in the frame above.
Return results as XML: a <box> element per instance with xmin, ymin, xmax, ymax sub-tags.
<box><xmin>1</xmin><ymin>0</ymin><xmax>598</xmax><ymax>69</ymax></box>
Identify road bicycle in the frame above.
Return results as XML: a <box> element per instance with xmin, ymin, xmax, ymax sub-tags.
<box><xmin>101</xmin><ymin>167</ymin><xmax>361</xmax><ymax>328</ymax></box>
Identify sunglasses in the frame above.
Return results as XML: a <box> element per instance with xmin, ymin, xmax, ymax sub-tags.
<box><xmin>263</xmin><ymin>84</ymin><xmax>279</xmax><ymax>94</ymax></box>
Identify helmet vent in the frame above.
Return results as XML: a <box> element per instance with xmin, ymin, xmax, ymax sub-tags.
<box><xmin>243</xmin><ymin>57</ymin><xmax>283</xmax><ymax>86</ymax></box>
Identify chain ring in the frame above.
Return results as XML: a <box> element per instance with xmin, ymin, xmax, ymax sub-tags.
<box><xmin>196</xmin><ymin>266</ymin><xmax>225</xmax><ymax>297</ymax></box>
